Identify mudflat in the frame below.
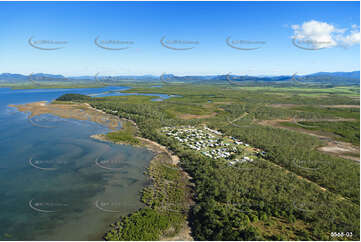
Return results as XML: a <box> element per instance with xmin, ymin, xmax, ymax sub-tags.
<box><xmin>9</xmin><ymin>101</ymin><xmax>121</xmax><ymax>130</ymax></box>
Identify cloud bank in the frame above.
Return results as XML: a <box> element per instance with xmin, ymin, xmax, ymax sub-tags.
<box><xmin>291</xmin><ymin>20</ymin><xmax>360</xmax><ymax>49</ymax></box>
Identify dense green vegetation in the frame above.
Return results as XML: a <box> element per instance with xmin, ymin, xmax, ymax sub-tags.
<box><xmin>105</xmin><ymin>121</ymin><xmax>139</xmax><ymax>145</ymax></box>
<box><xmin>104</xmin><ymin>152</ymin><xmax>191</xmax><ymax>240</ymax></box>
<box><xmin>56</xmin><ymin>93</ymin><xmax>92</xmax><ymax>101</ymax></box>
<box><xmin>290</xmin><ymin>106</ymin><xmax>360</xmax><ymax>120</ymax></box>
<box><xmin>104</xmin><ymin>208</ymin><xmax>176</xmax><ymax>240</ymax></box>
<box><xmin>57</xmin><ymin>83</ymin><xmax>359</xmax><ymax>240</ymax></box>
<box><xmin>124</xmin><ymin>84</ymin><xmax>359</xmax><ymax>106</ymax></box>
<box><xmin>211</xmin><ymin>122</ymin><xmax>359</xmax><ymax>203</ymax></box>
<box><xmin>281</xmin><ymin>121</ymin><xmax>360</xmax><ymax>146</ymax></box>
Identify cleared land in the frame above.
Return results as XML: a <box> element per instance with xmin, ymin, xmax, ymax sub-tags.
<box><xmin>258</xmin><ymin>118</ymin><xmax>360</xmax><ymax>162</ymax></box>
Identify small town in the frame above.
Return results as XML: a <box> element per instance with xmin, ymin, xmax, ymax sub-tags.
<box><xmin>160</xmin><ymin>126</ymin><xmax>264</xmax><ymax>165</ymax></box>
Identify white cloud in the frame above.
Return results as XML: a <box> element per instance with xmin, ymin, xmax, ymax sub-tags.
<box><xmin>336</xmin><ymin>29</ymin><xmax>360</xmax><ymax>47</ymax></box>
<box><xmin>291</xmin><ymin>20</ymin><xmax>360</xmax><ymax>49</ymax></box>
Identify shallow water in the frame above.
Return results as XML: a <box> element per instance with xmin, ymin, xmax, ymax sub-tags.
<box><xmin>90</xmin><ymin>90</ymin><xmax>179</xmax><ymax>100</ymax></box>
<box><xmin>0</xmin><ymin>87</ymin><xmax>155</xmax><ymax>240</ymax></box>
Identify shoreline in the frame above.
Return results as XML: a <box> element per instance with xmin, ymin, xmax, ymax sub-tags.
<box><xmin>11</xmin><ymin>100</ymin><xmax>193</xmax><ymax>241</ymax></box>
<box><xmin>91</xmin><ymin>133</ymin><xmax>193</xmax><ymax>241</ymax></box>
<box><xmin>85</xmin><ymin>109</ymin><xmax>193</xmax><ymax>241</ymax></box>
<box><xmin>9</xmin><ymin>101</ymin><xmax>122</xmax><ymax>130</ymax></box>
<box><xmin>91</xmin><ymin>133</ymin><xmax>180</xmax><ymax>165</ymax></box>
<box><xmin>91</xmin><ymin>121</ymin><xmax>193</xmax><ymax>240</ymax></box>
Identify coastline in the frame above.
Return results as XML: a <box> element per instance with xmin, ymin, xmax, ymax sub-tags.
<box><xmin>9</xmin><ymin>100</ymin><xmax>182</xmax><ymax>168</ymax></box>
<box><xmin>90</xmin><ymin>118</ymin><xmax>194</xmax><ymax>241</ymax></box>
<box><xmin>91</xmin><ymin>132</ymin><xmax>193</xmax><ymax>241</ymax></box>
<box><xmin>91</xmin><ymin>133</ymin><xmax>180</xmax><ymax>165</ymax></box>
<box><xmin>11</xmin><ymin>100</ymin><xmax>193</xmax><ymax>241</ymax></box>
<box><xmin>9</xmin><ymin>101</ymin><xmax>122</xmax><ymax>130</ymax></box>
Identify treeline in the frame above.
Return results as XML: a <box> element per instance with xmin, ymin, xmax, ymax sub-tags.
<box><xmin>56</xmin><ymin>93</ymin><xmax>92</xmax><ymax>101</ymax></box>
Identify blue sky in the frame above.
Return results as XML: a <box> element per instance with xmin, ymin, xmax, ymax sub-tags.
<box><xmin>0</xmin><ymin>1</ymin><xmax>359</xmax><ymax>76</ymax></box>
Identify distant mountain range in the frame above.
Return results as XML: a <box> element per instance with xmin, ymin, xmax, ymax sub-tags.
<box><xmin>0</xmin><ymin>71</ymin><xmax>359</xmax><ymax>85</ymax></box>
<box><xmin>0</xmin><ymin>73</ymin><xmax>70</xmax><ymax>82</ymax></box>
<box><xmin>306</xmin><ymin>71</ymin><xmax>360</xmax><ymax>79</ymax></box>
